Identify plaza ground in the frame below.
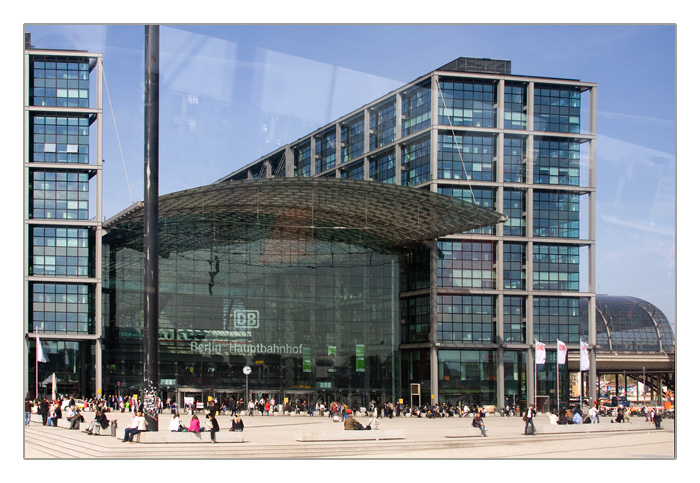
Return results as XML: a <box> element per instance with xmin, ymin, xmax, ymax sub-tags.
<box><xmin>22</xmin><ymin>409</ymin><xmax>675</xmax><ymax>460</ymax></box>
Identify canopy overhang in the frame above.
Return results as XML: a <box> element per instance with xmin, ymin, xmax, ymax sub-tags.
<box><xmin>104</xmin><ymin>178</ymin><xmax>507</xmax><ymax>253</ymax></box>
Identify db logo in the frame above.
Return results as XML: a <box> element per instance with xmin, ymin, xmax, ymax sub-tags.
<box><xmin>233</xmin><ymin>310</ymin><xmax>259</xmax><ymax>329</ymax></box>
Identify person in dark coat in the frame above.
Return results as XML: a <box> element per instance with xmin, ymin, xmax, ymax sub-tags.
<box><xmin>39</xmin><ymin>399</ymin><xmax>50</xmax><ymax>426</ymax></box>
<box><xmin>52</xmin><ymin>403</ymin><xmax>62</xmax><ymax>426</ymax></box>
<box><xmin>207</xmin><ymin>413</ymin><xmax>219</xmax><ymax>443</ymax></box>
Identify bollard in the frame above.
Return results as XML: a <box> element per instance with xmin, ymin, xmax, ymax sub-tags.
<box><xmin>110</xmin><ymin>419</ymin><xmax>118</xmax><ymax>437</ymax></box>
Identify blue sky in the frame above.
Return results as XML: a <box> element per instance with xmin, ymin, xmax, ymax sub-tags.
<box><xmin>21</xmin><ymin>23</ymin><xmax>677</xmax><ymax>327</ymax></box>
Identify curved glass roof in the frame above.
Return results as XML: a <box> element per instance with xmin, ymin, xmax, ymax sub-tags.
<box><xmin>581</xmin><ymin>296</ymin><xmax>675</xmax><ymax>353</ymax></box>
<box><xmin>104</xmin><ymin>178</ymin><xmax>507</xmax><ymax>254</ymax></box>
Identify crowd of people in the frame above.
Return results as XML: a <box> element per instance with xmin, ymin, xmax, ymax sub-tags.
<box><xmin>26</xmin><ymin>393</ymin><xmax>671</xmax><ymax>441</ymax></box>
<box><xmin>546</xmin><ymin>400</ymin><xmax>670</xmax><ymax>429</ymax></box>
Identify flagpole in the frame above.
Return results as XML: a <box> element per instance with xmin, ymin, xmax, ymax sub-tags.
<box><xmin>556</xmin><ymin>356</ymin><xmax>559</xmax><ymax>413</ymax></box>
<box><xmin>35</xmin><ymin>337</ymin><xmax>40</xmax><ymax>399</ymax></box>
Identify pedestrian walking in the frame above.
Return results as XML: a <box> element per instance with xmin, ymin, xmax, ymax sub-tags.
<box><xmin>524</xmin><ymin>403</ymin><xmax>536</xmax><ymax>435</ymax></box>
<box><xmin>25</xmin><ymin>398</ymin><xmax>33</xmax><ymax>426</ymax></box>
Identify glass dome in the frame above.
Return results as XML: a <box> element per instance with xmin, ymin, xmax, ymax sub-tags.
<box><xmin>581</xmin><ymin>296</ymin><xmax>675</xmax><ymax>352</ymax></box>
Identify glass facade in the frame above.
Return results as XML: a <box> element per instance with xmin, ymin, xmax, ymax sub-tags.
<box><xmin>438</xmin><ymin>78</ymin><xmax>496</xmax><ymax>127</ymax></box>
<box><xmin>24</xmin><ymin>43</ymin><xmax>102</xmax><ymax>400</ymax></box>
<box><xmin>27</xmin><ymin>339</ymin><xmax>93</xmax><ymax>398</ymax></box>
<box><xmin>315</xmin><ymin>129</ymin><xmax>336</xmax><ymax>173</ymax></box>
<box><xmin>438</xmin><ymin>350</ymin><xmax>498</xmax><ymax>408</ymax></box>
<box><xmin>103</xmin><ymin>232</ymin><xmax>399</xmax><ymax>405</ymax></box>
<box><xmin>534</xmin><ymin>85</ymin><xmax>581</xmax><ymax>133</ymax></box>
<box><xmin>369</xmin><ymin>149</ymin><xmax>396</xmax><ymax>184</ymax></box>
<box><xmin>533</xmin><ymin>191</ymin><xmax>580</xmax><ymax>238</ymax></box>
<box><xmin>534</xmin><ymin>138</ymin><xmax>580</xmax><ymax>186</ymax></box>
<box><xmin>438</xmin><ymin>295</ymin><xmax>495</xmax><ymax>343</ymax></box>
<box><xmin>401</xmin><ymin>136</ymin><xmax>430</xmax><ymax>186</ymax></box>
<box><xmin>294</xmin><ymin>142</ymin><xmax>311</xmax><ymax>178</ymax></box>
<box><xmin>437</xmin><ymin>132</ymin><xmax>496</xmax><ymax>181</ymax></box>
<box><xmin>402</xmin><ymin>81</ymin><xmax>431</xmax><ymax>136</ymax></box>
<box><xmin>533</xmin><ymin>244</ymin><xmax>579</xmax><ymax>291</ymax></box>
<box><xmin>369</xmin><ymin>100</ymin><xmax>395</xmax><ymax>151</ymax></box>
<box><xmin>31</xmin><ymin>115</ymin><xmax>90</xmax><ymax>164</ymax></box>
<box><xmin>29</xmin><ymin>58</ymin><xmax>91</xmax><ymax>108</ymax></box>
<box><xmin>195</xmin><ymin>60</ymin><xmax>607</xmax><ymax>409</ymax></box>
<box><xmin>30</xmin><ymin>170</ymin><xmax>90</xmax><ymax>220</ymax></box>
<box><xmin>30</xmin><ymin>283</ymin><xmax>94</xmax><ymax>334</ymax></box>
<box><xmin>504</xmin><ymin>82</ymin><xmax>527</xmax><ymax>130</ymax></box>
<box><xmin>23</xmin><ymin>40</ymin><xmax>674</xmax><ymax>410</ymax></box>
<box><xmin>437</xmin><ymin>240</ymin><xmax>495</xmax><ymax>289</ymax></box>
<box><xmin>503</xmin><ymin>136</ymin><xmax>526</xmax><ymax>183</ymax></box>
<box><xmin>534</xmin><ymin>297</ymin><xmax>581</xmax><ymax>344</ymax></box>
<box><xmin>341</xmin><ymin>116</ymin><xmax>364</xmax><ymax>163</ymax></box>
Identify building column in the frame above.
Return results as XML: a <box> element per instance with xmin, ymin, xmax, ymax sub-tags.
<box><xmin>363</xmin><ymin>109</ymin><xmax>371</xmax><ymax>180</ymax></box>
<box><xmin>285</xmin><ymin>146</ymin><xmax>294</xmax><ymax>177</ymax></box>
<box><xmin>429</xmin><ymin>240</ymin><xmax>439</xmax><ymax>406</ymax></box>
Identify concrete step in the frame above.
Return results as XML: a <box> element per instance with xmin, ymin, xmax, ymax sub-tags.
<box><xmin>24</xmin><ymin>424</ymin><xmax>485</xmax><ymax>459</ymax></box>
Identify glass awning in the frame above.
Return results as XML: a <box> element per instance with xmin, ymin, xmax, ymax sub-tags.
<box><xmin>104</xmin><ymin>178</ymin><xmax>507</xmax><ymax>253</ymax></box>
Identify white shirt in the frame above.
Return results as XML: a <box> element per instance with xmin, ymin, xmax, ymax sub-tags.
<box><xmin>135</xmin><ymin>415</ymin><xmax>147</xmax><ymax>430</ymax></box>
<box><xmin>169</xmin><ymin>417</ymin><xmax>181</xmax><ymax>431</ymax></box>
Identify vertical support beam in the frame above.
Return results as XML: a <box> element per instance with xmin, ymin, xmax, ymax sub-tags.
<box><xmin>23</xmin><ymin>49</ymin><xmax>31</xmax><ymax>399</ymax></box>
<box><xmin>429</xmin><ymin>240</ymin><xmax>439</xmax><ymax>407</ymax></box>
<box><xmin>143</xmin><ymin>24</ymin><xmax>160</xmax><ymax>431</ymax></box>
<box><xmin>525</xmin><ymin>81</ymin><xmax>536</xmax><ymax>406</ymax></box>
<box><xmin>587</xmin><ymin>85</ymin><xmax>598</xmax><ymax>400</ymax></box>
<box><xmin>395</xmin><ymin>92</ymin><xmax>403</xmax><ymax>184</ymax></box>
<box><xmin>363</xmin><ymin>108</ymin><xmax>371</xmax><ymax>180</ymax></box>
<box><xmin>335</xmin><ymin>123</ymin><xmax>342</xmax><ymax>170</ymax></box>
<box><xmin>310</xmin><ymin>134</ymin><xmax>317</xmax><ymax>177</ymax></box>
<box><xmin>94</xmin><ymin>53</ymin><xmax>104</xmax><ymax>398</ymax></box>
<box><xmin>284</xmin><ymin>146</ymin><xmax>294</xmax><ymax>178</ymax></box>
<box><xmin>430</xmin><ymin>73</ymin><xmax>440</xmax><ymax>191</ymax></box>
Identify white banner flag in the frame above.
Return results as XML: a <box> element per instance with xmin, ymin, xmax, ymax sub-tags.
<box><xmin>535</xmin><ymin>340</ymin><xmax>546</xmax><ymax>365</ymax></box>
<box><xmin>580</xmin><ymin>340</ymin><xmax>589</xmax><ymax>371</ymax></box>
<box><xmin>557</xmin><ymin>339</ymin><xmax>567</xmax><ymax>365</ymax></box>
<box><xmin>36</xmin><ymin>337</ymin><xmax>47</xmax><ymax>363</ymax></box>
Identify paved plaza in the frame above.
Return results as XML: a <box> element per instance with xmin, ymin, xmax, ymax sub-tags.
<box><xmin>22</xmin><ymin>409</ymin><xmax>676</xmax><ymax>460</ymax></box>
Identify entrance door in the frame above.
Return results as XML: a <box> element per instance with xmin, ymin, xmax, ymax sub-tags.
<box><xmin>283</xmin><ymin>391</ymin><xmax>315</xmax><ymax>413</ymax></box>
<box><xmin>213</xmin><ymin>390</ymin><xmax>245</xmax><ymax>414</ymax></box>
<box><xmin>177</xmin><ymin>388</ymin><xmax>206</xmax><ymax>413</ymax></box>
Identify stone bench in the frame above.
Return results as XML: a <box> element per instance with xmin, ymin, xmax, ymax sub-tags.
<box><xmin>47</xmin><ymin>417</ymin><xmax>114</xmax><ymax>435</ymax></box>
<box><xmin>131</xmin><ymin>430</ymin><xmax>244</xmax><ymax>443</ymax></box>
<box><xmin>536</xmin><ymin>422</ymin><xmax>658</xmax><ymax>434</ymax></box>
<box><xmin>56</xmin><ymin>418</ymin><xmax>86</xmax><ymax>431</ymax></box>
<box><xmin>445</xmin><ymin>427</ymin><xmax>488</xmax><ymax>438</ymax></box>
<box><xmin>295</xmin><ymin>429</ymin><xmax>405</xmax><ymax>442</ymax></box>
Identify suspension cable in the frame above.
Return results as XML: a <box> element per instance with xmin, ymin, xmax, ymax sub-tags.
<box><xmin>436</xmin><ymin>81</ymin><xmax>477</xmax><ymax>205</ymax></box>
<box><xmin>102</xmin><ymin>60</ymin><xmax>134</xmax><ymax>204</ymax></box>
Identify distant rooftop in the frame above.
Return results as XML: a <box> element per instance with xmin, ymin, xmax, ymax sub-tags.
<box><xmin>438</xmin><ymin>57</ymin><xmax>511</xmax><ymax>75</ymax></box>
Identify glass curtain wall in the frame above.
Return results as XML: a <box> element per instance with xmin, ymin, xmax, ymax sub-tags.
<box><xmin>430</xmin><ymin>73</ymin><xmax>590</xmax><ymax>408</ymax></box>
<box><xmin>26</xmin><ymin>51</ymin><xmax>99</xmax><ymax>399</ymax></box>
<box><xmin>103</xmin><ymin>228</ymin><xmax>399</xmax><ymax>407</ymax></box>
